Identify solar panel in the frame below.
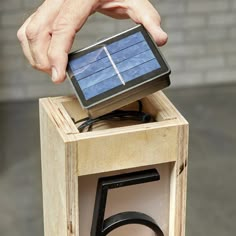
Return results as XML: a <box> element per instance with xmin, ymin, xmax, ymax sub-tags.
<box><xmin>67</xmin><ymin>25</ymin><xmax>170</xmax><ymax>117</ymax></box>
<box><xmin>69</xmin><ymin>31</ymin><xmax>161</xmax><ymax>100</ymax></box>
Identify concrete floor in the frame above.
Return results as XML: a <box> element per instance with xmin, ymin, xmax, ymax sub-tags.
<box><xmin>0</xmin><ymin>84</ymin><xmax>235</xmax><ymax>236</ymax></box>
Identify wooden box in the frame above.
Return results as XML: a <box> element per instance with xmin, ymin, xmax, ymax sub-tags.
<box><xmin>39</xmin><ymin>91</ymin><xmax>189</xmax><ymax>236</ymax></box>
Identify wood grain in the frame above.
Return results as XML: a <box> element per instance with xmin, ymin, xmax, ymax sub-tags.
<box><xmin>40</xmin><ymin>99</ymin><xmax>79</xmax><ymax>236</ymax></box>
<box><xmin>39</xmin><ymin>91</ymin><xmax>189</xmax><ymax>236</ymax></box>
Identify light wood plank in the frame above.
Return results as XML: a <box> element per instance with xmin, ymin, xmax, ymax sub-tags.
<box><xmin>76</xmin><ymin>122</ymin><xmax>178</xmax><ymax>176</ymax></box>
<box><xmin>40</xmin><ymin>99</ymin><xmax>79</xmax><ymax>236</ymax></box>
<box><xmin>40</xmin><ymin>99</ymin><xmax>68</xmax><ymax>236</ymax></box>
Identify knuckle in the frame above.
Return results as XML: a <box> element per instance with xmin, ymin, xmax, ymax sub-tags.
<box><xmin>52</xmin><ymin>17</ymin><xmax>76</xmax><ymax>35</ymax></box>
<box><xmin>30</xmin><ymin>61</ymin><xmax>37</xmax><ymax>69</ymax></box>
<box><xmin>25</xmin><ymin>23</ymin><xmax>39</xmax><ymax>41</ymax></box>
<box><xmin>147</xmin><ymin>14</ymin><xmax>161</xmax><ymax>25</ymax></box>
<box><xmin>17</xmin><ymin>27</ymin><xmax>25</xmax><ymax>42</ymax></box>
<box><xmin>31</xmin><ymin>62</ymin><xmax>50</xmax><ymax>72</ymax></box>
<box><xmin>36</xmin><ymin>5</ymin><xmax>43</xmax><ymax>13</ymax></box>
<box><xmin>38</xmin><ymin>63</ymin><xmax>51</xmax><ymax>72</ymax></box>
<box><xmin>155</xmin><ymin>13</ymin><xmax>161</xmax><ymax>23</ymax></box>
<box><xmin>52</xmin><ymin>16</ymin><xmax>68</xmax><ymax>30</ymax></box>
<box><xmin>47</xmin><ymin>48</ymin><xmax>58</xmax><ymax>62</ymax></box>
<box><xmin>30</xmin><ymin>51</ymin><xmax>51</xmax><ymax>71</ymax></box>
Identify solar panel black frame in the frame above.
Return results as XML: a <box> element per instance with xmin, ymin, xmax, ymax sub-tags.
<box><xmin>67</xmin><ymin>25</ymin><xmax>171</xmax><ymax>109</ymax></box>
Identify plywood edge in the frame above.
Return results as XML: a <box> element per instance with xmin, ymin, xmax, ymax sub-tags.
<box><xmin>172</xmin><ymin>123</ymin><xmax>189</xmax><ymax>236</ymax></box>
<box><xmin>43</xmin><ymin>95</ymin><xmax>77</xmax><ymax>103</ymax></box>
<box><xmin>148</xmin><ymin>91</ymin><xmax>188</xmax><ymax>125</ymax></box>
<box><xmin>40</xmin><ymin>100</ymin><xmax>68</xmax><ymax>236</ymax></box>
<box><xmin>65</xmin><ymin>142</ymin><xmax>79</xmax><ymax>236</ymax></box>
<box><xmin>168</xmin><ymin>122</ymin><xmax>188</xmax><ymax>236</ymax></box>
<box><xmin>71</xmin><ymin>118</ymin><xmax>181</xmax><ymax>141</ymax></box>
<box><xmin>39</xmin><ymin>97</ymin><xmax>79</xmax><ymax>142</ymax></box>
<box><xmin>39</xmin><ymin>91</ymin><xmax>189</xmax><ymax>143</ymax></box>
<box><xmin>168</xmin><ymin>162</ymin><xmax>177</xmax><ymax>236</ymax></box>
<box><xmin>42</xmin><ymin>91</ymin><xmax>186</xmax><ymax>124</ymax></box>
<box><xmin>40</xmin><ymin>99</ymin><xmax>79</xmax><ymax>236</ymax></box>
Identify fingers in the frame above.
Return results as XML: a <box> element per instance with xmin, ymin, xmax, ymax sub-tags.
<box><xmin>25</xmin><ymin>2</ymin><xmax>64</xmax><ymax>73</ymax></box>
<box><xmin>97</xmin><ymin>0</ymin><xmax>168</xmax><ymax>45</ymax></box>
<box><xmin>17</xmin><ymin>0</ymin><xmax>167</xmax><ymax>85</ymax></box>
<box><xmin>17</xmin><ymin>14</ymin><xmax>36</xmax><ymax>67</ymax></box>
<box><xmin>126</xmin><ymin>0</ymin><xmax>168</xmax><ymax>46</ymax></box>
<box><xmin>17</xmin><ymin>0</ymin><xmax>65</xmax><ymax>74</ymax></box>
<box><xmin>97</xmin><ymin>1</ymin><xmax>129</xmax><ymax>19</ymax></box>
<box><xmin>17</xmin><ymin>0</ymin><xmax>97</xmax><ymax>83</ymax></box>
<box><xmin>48</xmin><ymin>0</ymin><xmax>98</xmax><ymax>83</ymax></box>
<box><xmin>97</xmin><ymin>9</ymin><xmax>129</xmax><ymax>19</ymax></box>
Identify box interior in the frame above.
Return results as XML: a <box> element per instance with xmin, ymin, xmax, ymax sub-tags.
<box><xmin>78</xmin><ymin>163</ymin><xmax>172</xmax><ymax>236</ymax></box>
<box><xmin>62</xmin><ymin>96</ymin><xmax>170</xmax><ymax>132</ymax></box>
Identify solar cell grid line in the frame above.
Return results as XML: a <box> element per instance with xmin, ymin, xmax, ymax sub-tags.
<box><xmin>73</xmin><ymin>44</ymin><xmax>150</xmax><ymax>83</ymax></box>
<box><xmin>68</xmin><ymin>29</ymin><xmax>164</xmax><ymax>100</ymax></box>
<box><xmin>121</xmin><ymin>59</ymin><xmax>160</xmax><ymax>83</ymax></box>
<box><xmin>72</xmin><ymin>41</ymin><xmax>150</xmax><ymax>80</ymax></box>
<box><xmin>70</xmin><ymin>36</ymin><xmax>146</xmax><ymax>77</ymax></box>
<box><xmin>81</xmin><ymin>57</ymin><xmax>160</xmax><ymax>100</ymax></box>
<box><xmin>82</xmin><ymin>57</ymin><xmax>159</xmax><ymax>94</ymax></box>
<box><xmin>116</xmin><ymin>50</ymin><xmax>155</xmax><ymax>73</ymax></box>
<box><xmin>83</xmin><ymin>75</ymin><xmax>121</xmax><ymax>100</ymax></box>
<box><xmin>111</xmin><ymin>41</ymin><xmax>149</xmax><ymax>64</ymax></box>
<box><xmin>77</xmin><ymin>49</ymin><xmax>156</xmax><ymax>91</ymax></box>
<box><xmin>69</xmin><ymin>32</ymin><xmax>145</xmax><ymax>71</ymax></box>
<box><xmin>106</xmin><ymin>31</ymin><xmax>144</xmax><ymax>54</ymax></box>
<box><xmin>78</xmin><ymin>64</ymin><xmax>121</xmax><ymax>90</ymax></box>
<box><xmin>103</xmin><ymin>45</ymin><xmax>125</xmax><ymax>85</ymax></box>
<box><xmin>70</xmin><ymin>47</ymin><xmax>106</xmax><ymax>71</ymax></box>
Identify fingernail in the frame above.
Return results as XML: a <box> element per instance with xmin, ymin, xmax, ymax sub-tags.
<box><xmin>51</xmin><ymin>67</ymin><xmax>58</xmax><ymax>82</ymax></box>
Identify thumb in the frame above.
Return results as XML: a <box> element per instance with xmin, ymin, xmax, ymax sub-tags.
<box><xmin>127</xmin><ymin>0</ymin><xmax>168</xmax><ymax>46</ymax></box>
<box><xmin>48</xmin><ymin>0</ymin><xmax>98</xmax><ymax>83</ymax></box>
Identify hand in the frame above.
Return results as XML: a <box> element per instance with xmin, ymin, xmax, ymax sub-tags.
<box><xmin>17</xmin><ymin>0</ymin><xmax>168</xmax><ymax>83</ymax></box>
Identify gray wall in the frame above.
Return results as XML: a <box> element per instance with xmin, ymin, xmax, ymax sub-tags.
<box><xmin>0</xmin><ymin>0</ymin><xmax>236</xmax><ymax>101</ymax></box>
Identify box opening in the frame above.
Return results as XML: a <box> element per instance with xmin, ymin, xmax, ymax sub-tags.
<box><xmin>62</xmin><ymin>96</ymin><xmax>164</xmax><ymax>132</ymax></box>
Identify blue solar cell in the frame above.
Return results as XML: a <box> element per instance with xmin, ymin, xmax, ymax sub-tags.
<box><xmin>69</xmin><ymin>31</ymin><xmax>161</xmax><ymax>100</ymax></box>
<box><xmin>106</xmin><ymin>32</ymin><xmax>144</xmax><ymax>54</ymax></box>
<box><xmin>121</xmin><ymin>59</ymin><xmax>161</xmax><ymax>83</ymax></box>
<box><xmin>83</xmin><ymin>75</ymin><xmax>122</xmax><ymax>100</ymax></box>
<box><xmin>78</xmin><ymin>64</ymin><xmax>118</xmax><ymax>90</ymax></box>
<box><xmin>73</xmin><ymin>41</ymin><xmax>150</xmax><ymax>80</ymax></box>
<box><xmin>116</xmin><ymin>50</ymin><xmax>155</xmax><ymax>73</ymax></box>
<box><xmin>111</xmin><ymin>41</ymin><xmax>150</xmax><ymax>64</ymax></box>
<box><xmin>70</xmin><ymin>48</ymin><xmax>106</xmax><ymax>70</ymax></box>
<box><xmin>69</xmin><ymin>32</ymin><xmax>144</xmax><ymax>71</ymax></box>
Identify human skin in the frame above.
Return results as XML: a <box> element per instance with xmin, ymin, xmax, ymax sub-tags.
<box><xmin>17</xmin><ymin>0</ymin><xmax>168</xmax><ymax>83</ymax></box>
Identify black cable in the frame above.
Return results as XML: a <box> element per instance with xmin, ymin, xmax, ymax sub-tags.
<box><xmin>73</xmin><ymin>101</ymin><xmax>154</xmax><ymax>133</ymax></box>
